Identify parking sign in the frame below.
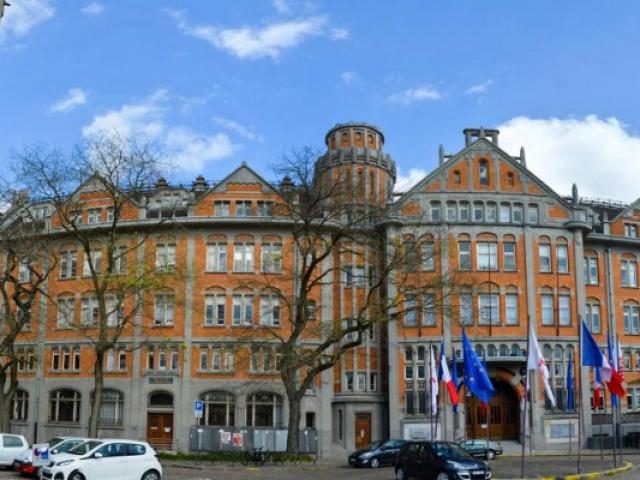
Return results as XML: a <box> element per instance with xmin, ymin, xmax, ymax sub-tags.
<box><xmin>194</xmin><ymin>400</ymin><xmax>204</xmax><ymax>418</ymax></box>
<box><xmin>32</xmin><ymin>443</ymin><xmax>49</xmax><ymax>467</ymax></box>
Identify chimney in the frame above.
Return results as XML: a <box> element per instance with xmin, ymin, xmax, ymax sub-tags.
<box><xmin>280</xmin><ymin>176</ymin><xmax>294</xmax><ymax>192</ymax></box>
<box><xmin>192</xmin><ymin>175</ymin><xmax>208</xmax><ymax>192</ymax></box>
<box><xmin>463</xmin><ymin>128</ymin><xmax>500</xmax><ymax>146</ymax></box>
<box><xmin>155</xmin><ymin>177</ymin><xmax>169</xmax><ymax>189</ymax></box>
<box><xmin>11</xmin><ymin>189</ymin><xmax>29</xmax><ymax>207</ymax></box>
<box><xmin>519</xmin><ymin>146</ymin><xmax>526</xmax><ymax>167</ymax></box>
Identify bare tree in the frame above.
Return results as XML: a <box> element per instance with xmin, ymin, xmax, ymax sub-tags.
<box><xmin>239</xmin><ymin>147</ymin><xmax>456</xmax><ymax>453</ymax></box>
<box><xmin>11</xmin><ymin>134</ymin><xmax>180</xmax><ymax>437</ymax></box>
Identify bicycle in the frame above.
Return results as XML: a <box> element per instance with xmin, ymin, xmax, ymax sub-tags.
<box><xmin>239</xmin><ymin>447</ymin><xmax>271</xmax><ymax>466</ymax></box>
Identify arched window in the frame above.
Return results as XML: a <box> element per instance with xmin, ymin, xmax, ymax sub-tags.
<box><xmin>246</xmin><ymin>392</ymin><xmax>283</xmax><ymax>427</ymax></box>
<box><xmin>499</xmin><ymin>344</ymin><xmax>509</xmax><ymax>357</ymax></box>
<box><xmin>475</xmin><ymin>344</ymin><xmax>485</xmax><ymax>358</ymax></box>
<box><xmin>506</xmin><ymin>172</ymin><xmax>515</xmax><ymax>187</ymax></box>
<box><xmin>543</xmin><ymin>344</ymin><xmax>552</xmax><ymax>360</ymax></box>
<box><xmin>12</xmin><ymin>389</ymin><xmax>28</xmax><ymax>421</ymax></box>
<box><xmin>49</xmin><ymin>389</ymin><xmax>81</xmax><ymax>423</ymax></box>
<box><xmin>453</xmin><ymin>170</ymin><xmax>461</xmax><ymax>185</ymax></box>
<box><xmin>585</xmin><ymin>299</ymin><xmax>601</xmax><ymax>333</ymax></box>
<box><xmin>511</xmin><ymin>344</ymin><xmax>520</xmax><ymax>357</ymax></box>
<box><xmin>566</xmin><ymin>345</ymin><xmax>575</xmax><ymax>361</ymax></box>
<box><xmin>91</xmin><ymin>389</ymin><xmax>124</xmax><ymax>426</ymax></box>
<box><xmin>479</xmin><ymin>160</ymin><xmax>489</xmax><ymax>185</ymax></box>
<box><xmin>201</xmin><ymin>391</ymin><xmax>235</xmax><ymax>427</ymax></box>
<box><xmin>487</xmin><ymin>345</ymin><xmax>497</xmax><ymax>357</ymax></box>
<box><xmin>554</xmin><ymin>345</ymin><xmax>563</xmax><ymax>361</ymax></box>
<box><xmin>624</xmin><ymin>301</ymin><xmax>640</xmax><ymax>335</ymax></box>
<box><xmin>148</xmin><ymin>391</ymin><xmax>173</xmax><ymax>408</ymax></box>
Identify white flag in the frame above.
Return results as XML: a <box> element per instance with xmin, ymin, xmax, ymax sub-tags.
<box><xmin>430</xmin><ymin>345</ymin><xmax>439</xmax><ymax>416</ymax></box>
<box><xmin>527</xmin><ymin>327</ymin><xmax>556</xmax><ymax>407</ymax></box>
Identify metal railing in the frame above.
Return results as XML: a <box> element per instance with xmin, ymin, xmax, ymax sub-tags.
<box><xmin>189</xmin><ymin>427</ymin><xmax>318</xmax><ymax>453</ymax></box>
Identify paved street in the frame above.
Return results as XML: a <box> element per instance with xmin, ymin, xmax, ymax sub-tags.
<box><xmin>0</xmin><ymin>455</ymin><xmax>637</xmax><ymax>479</ymax></box>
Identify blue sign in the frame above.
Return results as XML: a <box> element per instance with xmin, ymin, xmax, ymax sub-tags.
<box><xmin>194</xmin><ymin>400</ymin><xmax>204</xmax><ymax>418</ymax></box>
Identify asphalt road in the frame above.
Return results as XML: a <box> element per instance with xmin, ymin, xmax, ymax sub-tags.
<box><xmin>0</xmin><ymin>454</ymin><xmax>637</xmax><ymax>479</ymax></box>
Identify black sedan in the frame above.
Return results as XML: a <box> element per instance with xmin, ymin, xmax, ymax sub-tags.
<box><xmin>457</xmin><ymin>439</ymin><xmax>503</xmax><ymax>460</ymax></box>
<box><xmin>395</xmin><ymin>441</ymin><xmax>491</xmax><ymax>480</ymax></box>
<box><xmin>348</xmin><ymin>439</ymin><xmax>407</xmax><ymax>468</ymax></box>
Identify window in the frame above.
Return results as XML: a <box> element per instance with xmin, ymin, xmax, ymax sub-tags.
<box><xmin>113</xmin><ymin>246</ymin><xmax>126</xmax><ymax>274</ymax></box>
<box><xmin>623</xmin><ymin>351</ymin><xmax>631</xmax><ymax>370</ymax></box>
<box><xmin>625</xmin><ymin>224</ymin><xmax>638</xmax><ymax>238</ymax></box>
<box><xmin>473</xmin><ymin>202</ymin><xmax>484</xmax><ymax>222</ymax></box>
<box><xmin>81</xmin><ymin>296</ymin><xmax>99</xmax><ymax>325</ymax></box>
<box><xmin>506</xmin><ymin>172</ymin><xmax>515</xmax><ymax>187</ymax></box>
<box><xmin>49</xmin><ymin>389</ymin><xmax>80</xmax><ymax>423</ymax></box>
<box><xmin>488</xmin><ymin>345</ymin><xmax>497</xmax><ymax>357</ymax></box>
<box><xmin>485</xmin><ymin>203</ymin><xmax>497</xmax><ymax>223</ymax></box>
<box><xmin>423</xmin><ymin>293</ymin><xmax>436</xmax><ymax>326</ymax></box>
<box><xmin>506</xmin><ymin>294</ymin><xmax>519</xmax><ymax>325</ymax></box>
<box><xmin>91</xmin><ymin>389</ymin><xmax>124</xmax><ymax>426</ymax></box>
<box><xmin>499</xmin><ymin>204</ymin><xmax>511</xmax><ymax>223</ymax></box>
<box><xmin>405</xmin><ymin>294</ymin><xmax>418</xmax><ymax>326</ymax></box>
<box><xmin>628</xmin><ymin>387</ymin><xmax>640</xmax><ymax>412</ymax></box>
<box><xmin>12</xmin><ymin>390</ymin><xmax>28</xmax><ymax>421</ymax></box>
<box><xmin>206</xmin><ymin>243</ymin><xmax>227</xmax><ymax>272</ymax></box>
<box><xmin>458</xmin><ymin>241</ymin><xmax>471</xmax><ymax>270</ymax></box>
<box><xmin>528</xmin><ymin>205</ymin><xmax>539</xmax><ymax>224</ymax></box>
<box><xmin>345</xmin><ymin>265</ymin><xmax>366</xmax><ymax>287</ymax></box>
<box><xmin>499</xmin><ymin>344</ymin><xmax>509</xmax><ymax>357</ymax></box>
<box><xmin>584</xmin><ymin>256</ymin><xmax>599</xmax><ymax>284</ymax></box>
<box><xmin>446</xmin><ymin>202</ymin><xmax>457</xmax><ymax>221</ymax></box>
<box><xmin>479</xmin><ymin>160</ymin><xmax>489</xmax><ymax>185</ymax></box>
<box><xmin>459</xmin><ymin>202</ymin><xmax>470</xmax><ymax>221</ymax></box>
<box><xmin>512</xmin><ymin>204</ymin><xmax>523</xmax><ymax>223</ymax></box>
<box><xmin>51</xmin><ymin>346</ymin><xmax>80</xmax><ymax>371</ymax></box>
<box><xmin>205</xmin><ymin>293</ymin><xmax>226</xmax><ymax>326</ymax></box>
<box><xmin>635</xmin><ymin>351</ymin><xmax>640</xmax><ymax>370</ymax></box>
<box><xmin>235</xmin><ymin>201</ymin><xmax>252</xmax><ymax>217</ymax></box>
<box><xmin>405</xmin><ymin>348</ymin><xmax>414</xmax><ymax>380</ymax></box>
<box><xmin>233</xmin><ymin>242</ymin><xmax>254</xmax><ymax>272</ymax></box>
<box><xmin>453</xmin><ymin>170</ymin><xmax>461</xmax><ymax>185</ymax></box>
<box><xmin>541</xmin><ymin>294</ymin><xmax>554</xmax><ymax>325</ymax></box>
<box><xmin>559</xmin><ymin>295</ymin><xmax>571</xmax><ymax>326</ymax></box>
<box><xmin>622</xmin><ymin>258</ymin><xmax>638</xmax><ymax>287</ymax></box>
<box><xmin>82</xmin><ymin>250</ymin><xmax>102</xmax><ymax>276</ymax></box>
<box><xmin>257</xmin><ymin>201</ymin><xmax>273</xmax><ymax>217</ymax></box>
<box><xmin>305</xmin><ymin>300</ymin><xmax>317</xmax><ymax>320</ymax></box>
<box><xmin>246</xmin><ymin>392</ymin><xmax>283</xmax><ymax>427</ymax></box>
<box><xmin>106</xmin><ymin>207</ymin><xmax>114</xmax><ymax>223</ymax></box>
<box><xmin>430</xmin><ymin>202</ymin><xmax>441</xmax><ymax>222</ymax></box>
<box><xmin>624</xmin><ymin>304</ymin><xmax>640</xmax><ymax>335</ymax></box>
<box><xmin>57</xmin><ymin>297</ymin><xmax>75</xmax><ymax>328</ymax></box>
<box><xmin>557</xmin><ymin>245</ymin><xmax>569</xmax><ymax>273</ymax></box>
<box><xmin>421</xmin><ymin>242</ymin><xmax>435</xmax><ymax>271</ymax></box>
<box><xmin>155</xmin><ymin>243</ymin><xmax>176</xmax><ymax>271</ymax></box>
<box><xmin>87</xmin><ymin>208</ymin><xmax>102</xmax><ymax>224</ymax></box>
<box><xmin>585</xmin><ymin>302</ymin><xmax>601</xmax><ymax>333</ymax></box>
<box><xmin>477</xmin><ymin>242</ymin><xmax>497</xmax><ymax>270</ymax></box>
<box><xmin>214</xmin><ymin>201</ymin><xmax>230</xmax><ymax>216</ymax></box>
<box><xmin>148</xmin><ymin>392</ymin><xmax>173</xmax><ymax>408</ymax></box>
<box><xmin>105</xmin><ymin>296</ymin><xmax>124</xmax><ymax>326</ymax></box>
<box><xmin>260</xmin><ymin>296</ymin><xmax>281</xmax><ymax>326</ymax></box>
<box><xmin>460</xmin><ymin>293</ymin><xmax>473</xmax><ymax>326</ymax></box>
<box><xmin>59</xmin><ymin>251</ymin><xmax>77</xmax><ymax>279</ymax></box>
<box><xmin>539</xmin><ymin>244</ymin><xmax>551</xmax><ymax>272</ymax></box>
<box><xmin>262</xmin><ymin>242</ymin><xmax>282</xmax><ymax>273</ymax></box>
<box><xmin>17</xmin><ymin>261</ymin><xmax>32</xmax><ymax>283</ymax></box>
<box><xmin>154</xmin><ymin>294</ymin><xmax>175</xmax><ymax>326</ymax></box>
<box><xmin>232</xmin><ymin>294</ymin><xmax>253</xmax><ymax>326</ymax></box>
<box><xmin>416</xmin><ymin>347</ymin><xmax>425</xmax><ymax>380</ymax></box>
<box><xmin>503</xmin><ymin>243</ymin><xmax>516</xmax><ymax>271</ymax></box>
<box><xmin>105</xmin><ymin>348</ymin><xmax>126</xmax><ymax>371</ymax></box>
<box><xmin>202</xmin><ymin>391</ymin><xmax>235</xmax><ymax>427</ymax></box>
<box><xmin>479</xmin><ymin>294</ymin><xmax>499</xmax><ymax>325</ymax></box>
<box><xmin>199</xmin><ymin>348</ymin><xmax>209</xmax><ymax>370</ymax></box>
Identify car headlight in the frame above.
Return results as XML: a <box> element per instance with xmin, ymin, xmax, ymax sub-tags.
<box><xmin>56</xmin><ymin>459</ymin><xmax>75</xmax><ymax>467</ymax></box>
<box><xmin>447</xmin><ymin>460</ymin><xmax>468</xmax><ymax>470</ymax></box>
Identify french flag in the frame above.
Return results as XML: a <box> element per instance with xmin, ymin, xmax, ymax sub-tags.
<box><xmin>439</xmin><ymin>340</ymin><xmax>459</xmax><ymax>408</ymax></box>
<box><xmin>581</xmin><ymin>321</ymin><xmax>626</xmax><ymax>398</ymax></box>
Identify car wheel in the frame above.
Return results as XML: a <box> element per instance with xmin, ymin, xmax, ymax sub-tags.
<box><xmin>370</xmin><ymin>457</ymin><xmax>380</xmax><ymax>469</ymax></box>
<box><xmin>485</xmin><ymin>450</ymin><xmax>496</xmax><ymax>460</ymax></box>
<box><xmin>436</xmin><ymin>472</ymin><xmax>451</xmax><ymax>480</ymax></box>
<box><xmin>69</xmin><ymin>472</ymin><xmax>85</xmax><ymax>480</ymax></box>
<box><xmin>141</xmin><ymin>470</ymin><xmax>162</xmax><ymax>480</ymax></box>
<box><xmin>395</xmin><ymin>467</ymin><xmax>407</xmax><ymax>480</ymax></box>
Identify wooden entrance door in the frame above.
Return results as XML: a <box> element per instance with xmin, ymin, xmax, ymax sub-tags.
<box><xmin>147</xmin><ymin>412</ymin><xmax>174</xmax><ymax>449</ymax></box>
<box><xmin>354</xmin><ymin>412</ymin><xmax>372</xmax><ymax>450</ymax></box>
<box><xmin>466</xmin><ymin>379</ymin><xmax>519</xmax><ymax>440</ymax></box>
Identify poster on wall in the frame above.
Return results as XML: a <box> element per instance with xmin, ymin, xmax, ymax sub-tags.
<box><xmin>232</xmin><ymin>432</ymin><xmax>243</xmax><ymax>448</ymax></box>
<box><xmin>220</xmin><ymin>431</ymin><xmax>232</xmax><ymax>446</ymax></box>
<box><xmin>403</xmin><ymin>423</ymin><xmax>440</xmax><ymax>441</ymax></box>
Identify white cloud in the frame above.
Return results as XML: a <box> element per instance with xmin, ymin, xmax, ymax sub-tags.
<box><xmin>166</xmin><ymin>9</ymin><xmax>329</xmax><ymax>59</ymax></box>
<box><xmin>387</xmin><ymin>86</ymin><xmax>442</xmax><ymax>105</ymax></box>
<box><xmin>498</xmin><ymin>115</ymin><xmax>640</xmax><ymax>201</ymax></box>
<box><xmin>466</xmin><ymin>79</ymin><xmax>493</xmax><ymax>95</ymax></box>
<box><xmin>340</xmin><ymin>71</ymin><xmax>358</xmax><ymax>84</ymax></box>
<box><xmin>82</xmin><ymin>2</ymin><xmax>105</xmax><ymax>15</ymax></box>
<box><xmin>272</xmin><ymin>0</ymin><xmax>292</xmax><ymax>15</ymax></box>
<box><xmin>49</xmin><ymin>88</ymin><xmax>87</xmax><ymax>113</ymax></box>
<box><xmin>0</xmin><ymin>0</ymin><xmax>54</xmax><ymax>40</ymax></box>
<box><xmin>395</xmin><ymin>168</ymin><xmax>427</xmax><ymax>192</ymax></box>
<box><xmin>329</xmin><ymin>27</ymin><xmax>349</xmax><ymax>40</ymax></box>
<box><xmin>213</xmin><ymin>117</ymin><xmax>264</xmax><ymax>142</ymax></box>
<box><xmin>82</xmin><ymin>89</ymin><xmax>239</xmax><ymax>171</ymax></box>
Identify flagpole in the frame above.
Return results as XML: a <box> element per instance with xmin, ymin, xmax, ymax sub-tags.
<box><xmin>577</xmin><ymin>316</ymin><xmax>583</xmax><ymax>475</ymax></box>
<box><xmin>520</xmin><ymin>316</ymin><xmax>531</xmax><ymax>479</ymax></box>
<box><xmin>429</xmin><ymin>341</ymin><xmax>434</xmax><ymax>442</ymax></box>
<box><xmin>610</xmin><ymin>334</ymin><xmax>618</xmax><ymax>468</ymax></box>
<box><xmin>599</xmin><ymin>385</ymin><xmax>604</xmax><ymax>461</ymax></box>
<box><xmin>617</xmin><ymin>335</ymin><xmax>623</xmax><ymax>465</ymax></box>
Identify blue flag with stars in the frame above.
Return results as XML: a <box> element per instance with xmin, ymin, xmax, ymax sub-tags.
<box><xmin>462</xmin><ymin>330</ymin><xmax>495</xmax><ymax>404</ymax></box>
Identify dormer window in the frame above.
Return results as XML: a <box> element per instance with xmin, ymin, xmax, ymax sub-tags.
<box><xmin>506</xmin><ymin>172</ymin><xmax>515</xmax><ymax>187</ymax></box>
<box><xmin>625</xmin><ymin>223</ymin><xmax>638</xmax><ymax>238</ymax></box>
<box><xmin>479</xmin><ymin>160</ymin><xmax>489</xmax><ymax>185</ymax></box>
<box><xmin>453</xmin><ymin>170</ymin><xmax>461</xmax><ymax>185</ymax></box>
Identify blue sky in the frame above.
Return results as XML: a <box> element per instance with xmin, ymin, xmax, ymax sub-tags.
<box><xmin>2</xmin><ymin>0</ymin><xmax>640</xmax><ymax>199</ymax></box>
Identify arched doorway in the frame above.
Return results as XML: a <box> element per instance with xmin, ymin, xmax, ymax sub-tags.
<box><xmin>147</xmin><ymin>391</ymin><xmax>174</xmax><ymax>450</ymax></box>
<box><xmin>466</xmin><ymin>379</ymin><xmax>519</xmax><ymax>440</ymax></box>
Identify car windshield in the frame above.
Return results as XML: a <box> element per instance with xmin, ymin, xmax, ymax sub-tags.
<box><xmin>56</xmin><ymin>440</ymin><xmax>84</xmax><ymax>453</ymax></box>
<box><xmin>67</xmin><ymin>441</ymin><xmax>102</xmax><ymax>455</ymax></box>
<box><xmin>46</xmin><ymin>437</ymin><xmax>64</xmax><ymax>447</ymax></box>
<box><xmin>434</xmin><ymin>442</ymin><xmax>474</xmax><ymax>461</ymax></box>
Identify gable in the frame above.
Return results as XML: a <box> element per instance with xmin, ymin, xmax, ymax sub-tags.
<box><xmin>205</xmin><ymin>163</ymin><xmax>280</xmax><ymax>195</ymax></box>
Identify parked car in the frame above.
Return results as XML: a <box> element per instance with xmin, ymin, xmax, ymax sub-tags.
<box><xmin>41</xmin><ymin>439</ymin><xmax>162</xmax><ymax>480</ymax></box>
<box><xmin>0</xmin><ymin>433</ymin><xmax>29</xmax><ymax>467</ymax></box>
<box><xmin>395</xmin><ymin>440</ymin><xmax>491</xmax><ymax>480</ymax></box>
<box><xmin>348</xmin><ymin>439</ymin><xmax>407</xmax><ymax>468</ymax></box>
<box><xmin>13</xmin><ymin>437</ymin><xmax>88</xmax><ymax>476</ymax></box>
<box><xmin>457</xmin><ymin>439</ymin><xmax>503</xmax><ymax>460</ymax></box>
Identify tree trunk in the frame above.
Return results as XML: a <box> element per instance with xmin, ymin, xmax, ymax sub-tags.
<box><xmin>88</xmin><ymin>351</ymin><xmax>105</xmax><ymax>437</ymax></box>
<box><xmin>286</xmin><ymin>392</ymin><xmax>302</xmax><ymax>454</ymax></box>
<box><xmin>0</xmin><ymin>364</ymin><xmax>18</xmax><ymax>432</ymax></box>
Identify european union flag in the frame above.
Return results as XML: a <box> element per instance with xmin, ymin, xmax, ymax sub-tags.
<box><xmin>567</xmin><ymin>355</ymin><xmax>575</xmax><ymax>411</ymax></box>
<box><xmin>462</xmin><ymin>331</ymin><xmax>495</xmax><ymax>404</ymax></box>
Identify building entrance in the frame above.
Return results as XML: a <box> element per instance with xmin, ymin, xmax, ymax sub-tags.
<box><xmin>354</xmin><ymin>412</ymin><xmax>372</xmax><ymax>449</ymax></box>
<box><xmin>466</xmin><ymin>379</ymin><xmax>519</xmax><ymax>440</ymax></box>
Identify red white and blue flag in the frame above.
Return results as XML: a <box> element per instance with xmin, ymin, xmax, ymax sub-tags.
<box><xmin>439</xmin><ymin>341</ymin><xmax>459</xmax><ymax>408</ymax></box>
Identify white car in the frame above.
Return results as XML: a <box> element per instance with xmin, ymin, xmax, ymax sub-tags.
<box><xmin>41</xmin><ymin>439</ymin><xmax>162</xmax><ymax>480</ymax></box>
<box><xmin>13</xmin><ymin>437</ymin><xmax>88</xmax><ymax>476</ymax></box>
<box><xmin>0</xmin><ymin>433</ymin><xmax>29</xmax><ymax>467</ymax></box>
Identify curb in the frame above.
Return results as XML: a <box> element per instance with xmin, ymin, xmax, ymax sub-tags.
<box><xmin>537</xmin><ymin>461</ymin><xmax>633</xmax><ymax>480</ymax></box>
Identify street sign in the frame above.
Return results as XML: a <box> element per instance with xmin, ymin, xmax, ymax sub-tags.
<box><xmin>194</xmin><ymin>400</ymin><xmax>204</xmax><ymax>418</ymax></box>
<box><xmin>32</xmin><ymin>443</ymin><xmax>49</xmax><ymax>467</ymax></box>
